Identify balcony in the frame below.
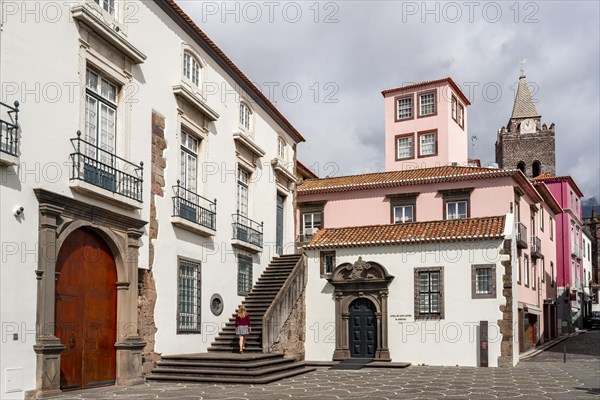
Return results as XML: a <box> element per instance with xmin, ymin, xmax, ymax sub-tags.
<box><xmin>571</xmin><ymin>245</ymin><xmax>582</xmax><ymax>259</ymax></box>
<box><xmin>530</xmin><ymin>236</ymin><xmax>542</xmax><ymax>259</ymax></box>
<box><xmin>231</xmin><ymin>213</ymin><xmax>263</xmax><ymax>253</ymax></box>
<box><xmin>516</xmin><ymin>222</ymin><xmax>528</xmax><ymax>249</ymax></box>
<box><xmin>171</xmin><ymin>182</ymin><xmax>216</xmax><ymax>236</ymax></box>
<box><xmin>0</xmin><ymin>100</ymin><xmax>19</xmax><ymax>166</ymax></box>
<box><xmin>69</xmin><ymin>131</ymin><xmax>143</xmax><ymax>209</ymax></box>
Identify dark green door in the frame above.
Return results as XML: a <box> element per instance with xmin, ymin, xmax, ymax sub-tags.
<box><xmin>276</xmin><ymin>194</ymin><xmax>284</xmax><ymax>254</ymax></box>
<box><xmin>349</xmin><ymin>298</ymin><xmax>377</xmax><ymax>358</ymax></box>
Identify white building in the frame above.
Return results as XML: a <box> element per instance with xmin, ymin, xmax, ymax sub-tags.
<box><xmin>582</xmin><ymin>229</ymin><xmax>595</xmax><ymax>317</ymax></box>
<box><xmin>0</xmin><ymin>0</ymin><xmax>303</xmax><ymax>398</ymax></box>
<box><xmin>303</xmin><ymin>215</ymin><xmax>520</xmax><ymax>367</ymax></box>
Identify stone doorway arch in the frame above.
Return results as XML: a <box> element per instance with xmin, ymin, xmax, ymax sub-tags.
<box><xmin>327</xmin><ymin>257</ymin><xmax>394</xmax><ymax>361</ymax></box>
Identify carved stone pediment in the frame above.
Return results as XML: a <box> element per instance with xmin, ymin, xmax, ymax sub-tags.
<box><xmin>329</xmin><ymin>257</ymin><xmax>393</xmax><ymax>284</ymax></box>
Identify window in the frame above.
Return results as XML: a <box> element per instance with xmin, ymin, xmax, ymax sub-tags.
<box><xmin>240</xmin><ymin>102</ymin><xmax>252</xmax><ymax>130</ymax></box>
<box><xmin>550</xmin><ymin>261</ymin><xmax>554</xmax><ymax>286</ymax></box>
<box><xmin>238</xmin><ymin>256</ymin><xmax>253</xmax><ymax>296</ymax></box>
<box><xmin>396</xmin><ymin>95</ymin><xmax>413</xmax><ymax>120</ymax></box>
<box><xmin>393</xmin><ymin>205</ymin><xmax>414</xmax><ymax>223</ymax></box>
<box><xmin>396</xmin><ymin>134</ymin><xmax>414</xmax><ymax>160</ymax></box>
<box><xmin>85</xmin><ymin>69</ymin><xmax>117</xmax><ymax>164</ymax></box>
<box><xmin>277</xmin><ymin>137</ymin><xmax>286</xmax><ymax>159</ymax></box>
<box><xmin>415</xmin><ymin>267</ymin><xmax>443</xmax><ymax>319</ymax></box>
<box><xmin>524</xmin><ymin>255</ymin><xmax>530</xmax><ymax>287</ymax></box>
<box><xmin>177</xmin><ymin>258</ymin><xmax>201</xmax><ymax>333</ymax></box>
<box><xmin>418</xmin><ymin>131</ymin><xmax>437</xmax><ymax>157</ymax></box>
<box><xmin>540</xmin><ymin>207</ymin><xmax>544</xmax><ymax>232</ymax></box>
<box><xmin>451</xmin><ymin>96</ymin><xmax>457</xmax><ymax>121</ymax></box>
<box><xmin>472</xmin><ymin>264</ymin><xmax>496</xmax><ymax>298</ymax></box>
<box><xmin>532</xmin><ymin>260</ymin><xmax>536</xmax><ymax>290</ymax></box>
<box><xmin>302</xmin><ymin>212</ymin><xmax>322</xmax><ymax>239</ymax></box>
<box><xmin>180</xmin><ymin>131</ymin><xmax>198</xmax><ymax>194</ymax></box>
<box><xmin>541</xmin><ymin>258</ymin><xmax>545</xmax><ymax>283</ymax></box>
<box><xmin>237</xmin><ymin>167</ymin><xmax>249</xmax><ymax>217</ymax></box>
<box><xmin>419</xmin><ymin>91</ymin><xmax>436</xmax><ymax>116</ymax></box>
<box><xmin>532</xmin><ymin>161</ymin><xmax>541</xmax><ymax>177</ymax></box>
<box><xmin>550</xmin><ymin>216</ymin><xmax>554</xmax><ymax>240</ymax></box>
<box><xmin>183</xmin><ymin>52</ymin><xmax>201</xmax><ymax>87</ymax></box>
<box><xmin>320</xmin><ymin>251</ymin><xmax>335</xmax><ymax>277</ymax></box>
<box><xmin>457</xmin><ymin>104</ymin><xmax>464</xmax><ymax>128</ymax></box>
<box><xmin>446</xmin><ymin>201</ymin><xmax>468</xmax><ymax>220</ymax></box>
<box><xmin>518</xmin><ymin>256</ymin><xmax>522</xmax><ymax>284</ymax></box>
<box><xmin>517</xmin><ymin>161</ymin><xmax>526</xmax><ymax>174</ymax></box>
<box><xmin>95</xmin><ymin>0</ymin><xmax>115</xmax><ymax>15</ymax></box>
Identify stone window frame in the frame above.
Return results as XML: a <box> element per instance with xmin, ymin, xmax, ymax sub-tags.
<box><xmin>387</xmin><ymin>192</ymin><xmax>418</xmax><ymax>224</ymax></box>
<box><xmin>539</xmin><ymin>206</ymin><xmax>545</xmax><ymax>232</ymax></box>
<box><xmin>414</xmin><ymin>266</ymin><xmax>444</xmax><ymax>320</ymax></box>
<box><xmin>417</xmin><ymin>129</ymin><xmax>438</xmax><ymax>158</ymax></box>
<box><xmin>395</xmin><ymin>94</ymin><xmax>414</xmax><ymax>121</ymax></box>
<box><xmin>417</xmin><ymin>90</ymin><xmax>437</xmax><ymax>118</ymax></box>
<box><xmin>540</xmin><ymin>258</ymin><xmax>545</xmax><ymax>284</ymax></box>
<box><xmin>550</xmin><ymin>261</ymin><xmax>555</xmax><ymax>287</ymax></box>
<box><xmin>440</xmin><ymin>188</ymin><xmax>473</xmax><ymax>220</ymax></box>
<box><xmin>395</xmin><ymin>132</ymin><xmax>415</xmax><ymax>161</ymax></box>
<box><xmin>518</xmin><ymin>255</ymin><xmax>522</xmax><ymax>284</ymax></box>
<box><xmin>320</xmin><ymin>251</ymin><xmax>336</xmax><ymax>278</ymax></box>
<box><xmin>176</xmin><ymin>256</ymin><xmax>202</xmax><ymax>334</ymax></box>
<box><xmin>471</xmin><ymin>264</ymin><xmax>496</xmax><ymax>299</ymax></box>
<box><xmin>239</xmin><ymin>99</ymin><xmax>254</xmax><ymax>133</ymax></box>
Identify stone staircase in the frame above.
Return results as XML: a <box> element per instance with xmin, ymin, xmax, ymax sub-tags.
<box><xmin>147</xmin><ymin>254</ymin><xmax>315</xmax><ymax>383</ymax></box>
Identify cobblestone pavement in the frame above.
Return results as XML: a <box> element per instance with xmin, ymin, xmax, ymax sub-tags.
<box><xmin>50</xmin><ymin>331</ymin><xmax>600</xmax><ymax>400</ymax></box>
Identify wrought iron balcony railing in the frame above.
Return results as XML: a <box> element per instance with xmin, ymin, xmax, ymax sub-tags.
<box><xmin>70</xmin><ymin>131</ymin><xmax>143</xmax><ymax>202</ymax></box>
<box><xmin>530</xmin><ymin>236</ymin><xmax>542</xmax><ymax>258</ymax></box>
<box><xmin>0</xmin><ymin>101</ymin><xmax>19</xmax><ymax>157</ymax></box>
<box><xmin>516</xmin><ymin>222</ymin><xmax>528</xmax><ymax>249</ymax></box>
<box><xmin>232</xmin><ymin>212</ymin><xmax>263</xmax><ymax>248</ymax></box>
<box><xmin>172</xmin><ymin>182</ymin><xmax>216</xmax><ymax>230</ymax></box>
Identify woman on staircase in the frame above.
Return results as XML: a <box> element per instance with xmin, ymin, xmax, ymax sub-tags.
<box><xmin>235</xmin><ymin>305</ymin><xmax>251</xmax><ymax>354</ymax></box>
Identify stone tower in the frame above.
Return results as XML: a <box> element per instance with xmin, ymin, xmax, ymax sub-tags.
<box><xmin>495</xmin><ymin>73</ymin><xmax>556</xmax><ymax>177</ymax></box>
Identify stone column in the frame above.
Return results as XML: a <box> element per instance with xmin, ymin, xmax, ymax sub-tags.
<box><xmin>115</xmin><ymin>228</ymin><xmax>145</xmax><ymax>385</ymax></box>
<box><xmin>332</xmin><ymin>292</ymin><xmax>349</xmax><ymax>360</ymax></box>
<box><xmin>378</xmin><ymin>290</ymin><xmax>391</xmax><ymax>360</ymax></box>
<box><xmin>32</xmin><ymin>204</ymin><xmax>66</xmax><ymax>397</ymax></box>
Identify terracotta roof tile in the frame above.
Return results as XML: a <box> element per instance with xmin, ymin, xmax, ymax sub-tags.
<box><xmin>305</xmin><ymin>216</ymin><xmax>506</xmax><ymax>249</ymax></box>
<box><xmin>298</xmin><ymin>166</ymin><xmax>513</xmax><ymax>194</ymax></box>
<box><xmin>381</xmin><ymin>77</ymin><xmax>471</xmax><ymax>105</ymax></box>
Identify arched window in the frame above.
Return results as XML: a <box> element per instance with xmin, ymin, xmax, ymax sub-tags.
<box><xmin>239</xmin><ymin>102</ymin><xmax>252</xmax><ymax>130</ymax></box>
<box><xmin>517</xmin><ymin>161</ymin><xmax>526</xmax><ymax>174</ymax></box>
<box><xmin>183</xmin><ymin>52</ymin><xmax>201</xmax><ymax>87</ymax></box>
<box><xmin>532</xmin><ymin>161</ymin><xmax>541</xmax><ymax>177</ymax></box>
<box><xmin>277</xmin><ymin>137</ymin><xmax>286</xmax><ymax>159</ymax></box>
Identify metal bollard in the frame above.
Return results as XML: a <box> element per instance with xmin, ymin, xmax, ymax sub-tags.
<box><xmin>563</xmin><ymin>345</ymin><xmax>566</xmax><ymax>363</ymax></box>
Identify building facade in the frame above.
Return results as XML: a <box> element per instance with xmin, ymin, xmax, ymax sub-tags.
<box><xmin>0</xmin><ymin>1</ymin><xmax>303</xmax><ymax>398</ymax></box>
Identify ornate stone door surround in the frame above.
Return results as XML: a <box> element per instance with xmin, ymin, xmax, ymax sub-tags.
<box><xmin>327</xmin><ymin>257</ymin><xmax>394</xmax><ymax>361</ymax></box>
<box><xmin>29</xmin><ymin>189</ymin><xmax>147</xmax><ymax>398</ymax></box>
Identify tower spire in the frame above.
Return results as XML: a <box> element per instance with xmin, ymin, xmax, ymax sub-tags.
<box><xmin>510</xmin><ymin>67</ymin><xmax>540</xmax><ymax>119</ymax></box>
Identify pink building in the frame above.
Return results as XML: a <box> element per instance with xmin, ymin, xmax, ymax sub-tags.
<box><xmin>534</xmin><ymin>174</ymin><xmax>585</xmax><ymax>331</ymax></box>
<box><xmin>297</xmin><ymin>77</ymin><xmax>563</xmax><ymax>360</ymax></box>
<box><xmin>382</xmin><ymin>78</ymin><xmax>471</xmax><ymax>171</ymax></box>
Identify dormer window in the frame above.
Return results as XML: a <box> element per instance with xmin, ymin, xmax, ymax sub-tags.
<box><xmin>239</xmin><ymin>102</ymin><xmax>252</xmax><ymax>130</ymax></box>
<box><xmin>95</xmin><ymin>0</ymin><xmax>115</xmax><ymax>15</ymax></box>
<box><xmin>183</xmin><ymin>52</ymin><xmax>201</xmax><ymax>87</ymax></box>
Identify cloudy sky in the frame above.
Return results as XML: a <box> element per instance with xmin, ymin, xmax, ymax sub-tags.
<box><xmin>176</xmin><ymin>0</ymin><xmax>600</xmax><ymax>202</ymax></box>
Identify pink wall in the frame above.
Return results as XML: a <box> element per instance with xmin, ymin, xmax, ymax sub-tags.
<box><xmin>383</xmin><ymin>81</ymin><xmax>469</xmax><ymax>172</ymax></box>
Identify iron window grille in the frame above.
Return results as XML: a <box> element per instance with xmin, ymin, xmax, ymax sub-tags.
<box><xmin>70</xmin><ymin>131</ymin><xmax>143</xmax><ymax>201</ymax></box>
<box><xmin>177</xmin><ymin>258</ymin><xmax>201</xmax><ymax>333</ymax></box>
<box><xmin>0</xmin><ymin>100</ymin><xmax>19</xmax><ymax>157</ymax></box>
<box><xmin>415</xmin><ymin>267</ymin><xmax>444</xmax><ymax>319</ymax></box>
<box><xmin>238</xmin><ymin>255</ymin><xmax>253</xmax><ymax>296</ymax></box>
<box><xmin>172</xmin><ymin>182</ymin><xmax>216</xmax><ymax>230</ymax></box>
<box><xmin>232</xmin><ymin>212</ymin><xmax>263</xmax><ymax>248</ymax></box>
<box><xmin>472</xmin><ymin>264</ymin><xmax>496</xmax><ymax>298</ymax></box>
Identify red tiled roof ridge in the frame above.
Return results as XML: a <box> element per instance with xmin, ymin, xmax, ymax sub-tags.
<box><xmin>305</xmin><ymin>215</ymin><xmax>506</xmax><ymax>249</ymax></box>
<box><xmin>299</xmin><ymin>165</ymin><xmax>517</xmax><ymax>192</ymax></box>
<box><xmin>162</xmin><ymin>0</ymin><xmax>305</xmax><ymax>143</ymax></box>
<box><xmin>381</xmin><ymin>77</ymin><xmax>471</xmax><ymax>106</ymax></box>
<box><xmin>531</xmin><ymin>174</ymin><xmax>585</xmax><ymax>197</ymax></box>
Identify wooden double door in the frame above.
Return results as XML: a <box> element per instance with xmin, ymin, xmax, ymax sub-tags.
<box><xmin>349</xmin><ymin>298</ymin><xmax>377</xmax><ymax>358</ymax></box>
<box><xmin>55</xmin><ymin>228</ymin><xmax>117</xmax><ymax>390</ymax></box>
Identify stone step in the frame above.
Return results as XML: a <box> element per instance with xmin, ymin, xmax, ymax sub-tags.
<box><xmin>147</xmin><ymin>366</ymin><xmax>315</xmax><ymax>384</ymax></box>
<box><xmin>156</xmin><ymin>356</ymin><xmax>295</xmax><ymax>370</ymax></box>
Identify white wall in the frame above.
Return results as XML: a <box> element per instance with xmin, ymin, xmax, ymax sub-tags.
<box><xmin>305</xmin><ymin>239</ymin><xmax>511</xmax><ymax>367</ymax></box>
<box><xmin>0</xmin><ymin>0</ymin><xmax>300</xmax><ymax>396</ymax></box>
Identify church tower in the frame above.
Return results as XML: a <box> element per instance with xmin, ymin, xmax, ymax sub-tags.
<box><xmin>495</xmin><ymin>71</ymin><xmax>556</xmax><ymax>177</ymax></box>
